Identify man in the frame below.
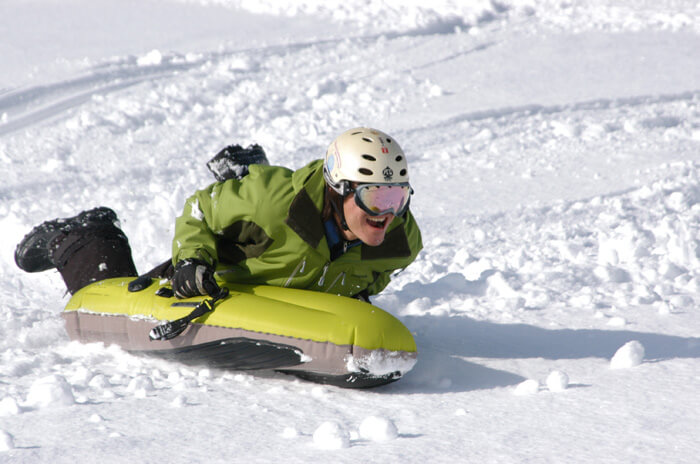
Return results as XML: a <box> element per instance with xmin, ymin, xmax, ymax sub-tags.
<box><xmin>15</xmin><ymin>128</ymin><xmax>422</xmax><ymax>300</ymax></box>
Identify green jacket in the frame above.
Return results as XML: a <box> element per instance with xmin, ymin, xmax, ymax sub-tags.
<box><xmin>172</xmin><ymin>160</ymin><xmax>422</xmax><ymax>297</ymax></box>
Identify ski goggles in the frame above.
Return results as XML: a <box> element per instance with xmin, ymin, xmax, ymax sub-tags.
<box><xmin>351</xmin><ymin>183</ymin><xmax>412</xmax><ymax>216</ymax></box>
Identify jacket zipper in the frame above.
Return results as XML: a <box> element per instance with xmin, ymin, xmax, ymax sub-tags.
<box><xmin>317</xmin><ymin>263</ymin><xmax>330</xmax><ymax>286</ymax></box>
<box><xmin>284</xmin><ymin>258</ymin><xmax>306</xmax><ymax>287</ymax></box>
<box><xmin>324</xmin><ymin>271</ymin><xmax>346</xmax><ymax>294</ymax></box>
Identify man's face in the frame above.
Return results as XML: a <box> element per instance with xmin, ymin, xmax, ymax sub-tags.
<box><xmin>342</xmin><ymin>194</ymin><xmax>394</xmax><ymax>246</ymax></box>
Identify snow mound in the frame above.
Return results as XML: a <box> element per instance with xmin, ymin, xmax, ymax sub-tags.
<box><xmin>546</xmin><ymin>371</ymin><xmax>569</xmax><ymax>392</ymax></box>
<box><xmin>88</xmin><ymin>374</ymin><xmax>112</xmax><ymax>389</ymax></box>
<box><xmin>313</xmin><ymin>421</ymin><xmax>350</xmax><ymax>449</ymax></box>
<box><xmin>610</xmin><ymin>341</ymin><xmax>646</xmax><ymax>369</ymax></box>
<box><xmin>513</xmin><ymin>379</ymin><xmax>540</xmax><ymax>395</ymax></box>
<box><xmin>88</xmin><ymin>413</ymin><xmax>104</xmax><ymax>423</ymax></box>
<box><xmin>358</xmin><ymin>416</ymin><xmax>399</xmax><ymax>442</ymax></box>
<box><xmin>171</xmin><ymin>395</ymin><xmax>188</xmax><ymax>408</ymax></box>
<box><xmin>0</xmin><ymin>397</ymin><xmax>21</xmax><ymax>417</ymax></box>
<box><xmin>137</xmin><ymin>49</ymin><xmax>163</xmax><ymax>67</ymax></box>
<box><xmin>127</xmin><ymin>375</ymin><xmax>155</xmax><ymax>397</ymax></box>
<box><xmin>24</xmin><ymin>375</ymin><xmax>75</xmax><ymax>408</ymax></box>
<box><xmin>0</xmin><ymin>430</ymin><xmax>14</xmax><ymax>452</ymax></box>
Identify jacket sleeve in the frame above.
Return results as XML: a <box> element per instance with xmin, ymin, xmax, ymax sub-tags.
<box><xmin>172</xmin><ymin>184</ymin><xmax>218</xmax><ymax>266</ymax></box>
<box><xmin>172</xmin><ymin>178</ymin><xmax>261</xmax><ymax>266</ymax></box>
<box><xmin>366</xmin><ymin>271</ymin><xmax>393</xmax><ymax>296</ymax></box>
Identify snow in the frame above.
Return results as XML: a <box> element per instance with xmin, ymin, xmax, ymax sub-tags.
<box><xmin>358</xmin><ymin>415</ymin><xmax>399</xmax><ymax>442</ymax></box>
<box><xmin>0</xmin><ymin>398</ymin><xmax>21</xmax><ymax>417</ymax></box>
<box><xmin>0</xmin><ymin>430</ymin><xmax>15</xmax><ymax>452</ymax></box>
<box><xmin>513</xmin><ymin>379</ymin><xmax>540</xmax><ymax>396</ymax></box>
<box><xmin>313</xmin><ymin>421</ymin><xmax>351</xmax><ymax>449</ymax></box>
<box><xmin>545</xmin><ymin>370</ymin><xmax>569</xmax><ymax>392</ymax></box>
<box><xmin>22</xmin><ymin>375</ymin><xmax>76</xmax><ymax>409</ymax></box>
<box><xmin>345</xmin><ymin>350</ymin><xmax>418</xmax><ymax>376</ymax></box>
<box><xmin>610</xmin><ymin>340</ymin><xmax>646</xmax><ymax>369</ymax></box>
<box><xmin>1</xmin><ymin>0</ymin><xmax>700</xmax><ymax>462</ymax></box>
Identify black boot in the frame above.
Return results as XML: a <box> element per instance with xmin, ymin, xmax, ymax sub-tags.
<box><xmin>14</xmin><ymin>207</ymin><xmax>118</xmax><ymax>273</ymax></box>
<box><xmin>206</xmin><ymin>144</ymin><xmax>269</xmax><ymax>182</ymax></box>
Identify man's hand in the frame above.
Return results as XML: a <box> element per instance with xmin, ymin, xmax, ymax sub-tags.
<box><xmin>172</xmin><ymin>258</ymin><xmax>220</xmax><ymax>299</ymax></box>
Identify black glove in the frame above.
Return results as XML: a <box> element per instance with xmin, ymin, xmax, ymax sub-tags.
<box><xmin>172</xmin><ymin>258</ymin><xmax>220</xmax><ymax>299</ymax></box>
<box><xmin>353</xmin><ymin>289</ymin><xmax>371</xmax><ymax>303</ymax></box>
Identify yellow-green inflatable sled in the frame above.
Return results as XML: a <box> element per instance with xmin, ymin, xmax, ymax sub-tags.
<box><xmin>63</xmin><ymin>278</ymin><xmax>417</xmax><ymax>388</ymax></box>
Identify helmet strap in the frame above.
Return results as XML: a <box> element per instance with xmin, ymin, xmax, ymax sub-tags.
<box><xmin>327</xmin><ymin>186</ymin><xmax>350</xmax><ymax>231</ymax></box>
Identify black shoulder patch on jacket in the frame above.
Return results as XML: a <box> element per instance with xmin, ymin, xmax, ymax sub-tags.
<box><xmin>285</xmin><ymin>188</ymin><xmax>325</xmax><ymax>248</ymax></box>
<box><xmin>217</xmin><ymin>220</ymin><xmax>274</xmax><ymax>264</ymax></box>
<box><xmin>361</xmin><ymin>223</ymin><xmax>412</xmax><ymax>260</ymax></box>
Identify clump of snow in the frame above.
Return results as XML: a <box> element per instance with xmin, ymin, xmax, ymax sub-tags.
<box><xmin>345</xmin><ymin>351</ymin><xmax>417</xmax><ymax>376</ymax></box>
<box><xmin>610</xmin><ymin>341</ymin><xmax>646</xmax><ymax>369</ymax></box>
<box><xmin>0</xmin><ymin>397</ymin><xmax>21</xmax><ymax>417</ymax></box>
<box><xmin>606</xmin><ymin>316</ymin><xmax>628</xmax><ymax>327</ymax></box>
<box><xmin>310</xmin><ymin>386</ymin><xmax>327</xmax><ymax>398</ymax></box>
<box><xmin>171</xmin><ymin>395</ymin><xmax>188</xmax><ymax>408</ymax></box>
<box><xmin>0</xmin><ymin>430</ymin><xmax>14</xmax><ymax>452</ymax></box>
<box><xmin>281</xmin><ymin>427</ymin><xmax>298</xmax><ymax>439</ymax></box>
<box><xmin>513</xmin><ymin>379</ymin><xmax>540</xmax><ymax>396</ymax></box>
<box><xmin>546</xmin><ymin>371</ymin><xmax>569</xmax><ymax>392</ymax></box>
<box><xmin>172</xmin><ymin>377</ymin><xmax>199</xmax><ymax>391</ymax></box>
<box><xmin>486</xmin><ymin>271</ymin><xmax>520</xmax><ymax>299</ymax></box>
<box><xmin>88</xmin><ymin>374</ymin><xmax>111</xmax><ymax>389</ymax></box>
<box><xmin>88</xmin><ymin>413</ymin><xmax>104</xmax><ymax>423</ymax></box>
<box><xmin>137</xmin><ymin>49</ymin><xmax>163</xmax><ymax>66</ymax></box>
<box><xmin>313</xmin><ymin>421</ymin><xmax>350</xmax><ymax>449</ymax></box>
<box><xmin>24</xmin><ymin>375</ymin><xmax>75</xmax><ymax>408</ymax></box>
<box><xmin>358</xmin><ymin>416</ymin><xmax>399</xmax><ymax>442</ymax></box>
<box><xmin>126</xmin><ymin>375</ymin><xmax>155</xmax><ymax>397</ymax></box>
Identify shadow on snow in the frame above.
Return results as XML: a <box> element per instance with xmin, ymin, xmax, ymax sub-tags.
<box><xmin>383</xmin><ymin>306</ymin><xmax>700</xmax><ymax>395</ymax></box>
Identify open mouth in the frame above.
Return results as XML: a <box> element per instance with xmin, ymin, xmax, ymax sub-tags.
<box><xmin>366</xmin><ymin>217</ymin><xmax>388</xmax><ymax>229</ymax></box>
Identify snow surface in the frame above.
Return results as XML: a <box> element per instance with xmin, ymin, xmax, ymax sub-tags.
<box><xmin>1</xmin><ymin>0</ymin><xmax>700</xmax><ymax>462</ymax></box>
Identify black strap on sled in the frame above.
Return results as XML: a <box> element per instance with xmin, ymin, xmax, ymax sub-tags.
<box><xmin>149</xmin><ymin>287</ymin><xmax>230</xmax><ymax>341</ymax></box>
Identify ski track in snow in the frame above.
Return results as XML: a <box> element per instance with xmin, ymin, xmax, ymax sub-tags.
<box><xmin>1</xmin><ymin>0</ymin><xmax>700</xmax><ymax>462</ymax></box>
<box><xmin>0</xmin><ymin>38</ymin><xmax>349</xmax><ymax>137</ymax></box>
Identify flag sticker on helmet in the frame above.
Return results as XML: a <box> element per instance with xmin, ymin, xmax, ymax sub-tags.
<box><xmin>379</xmin><ymin>136</ymin><xmax>390</xmax><ymax>153</ymax></box>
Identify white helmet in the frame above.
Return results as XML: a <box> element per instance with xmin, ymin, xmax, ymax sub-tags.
<box><xmin>324</xmin><ymin>127</ymin><xmax>409</xmax><ymax>195</ymax></box>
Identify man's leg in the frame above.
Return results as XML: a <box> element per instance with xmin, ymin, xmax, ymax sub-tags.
<box><xmin>15</xmin><ymin>207</ymin><xmax>137</xmax><ymax>294</ymax></box>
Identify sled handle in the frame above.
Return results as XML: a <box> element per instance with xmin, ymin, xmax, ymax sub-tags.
<box><xmin>149</xmin><ymin>287</ymin><xmax>230</xmax><ymax>341</ymax></box>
